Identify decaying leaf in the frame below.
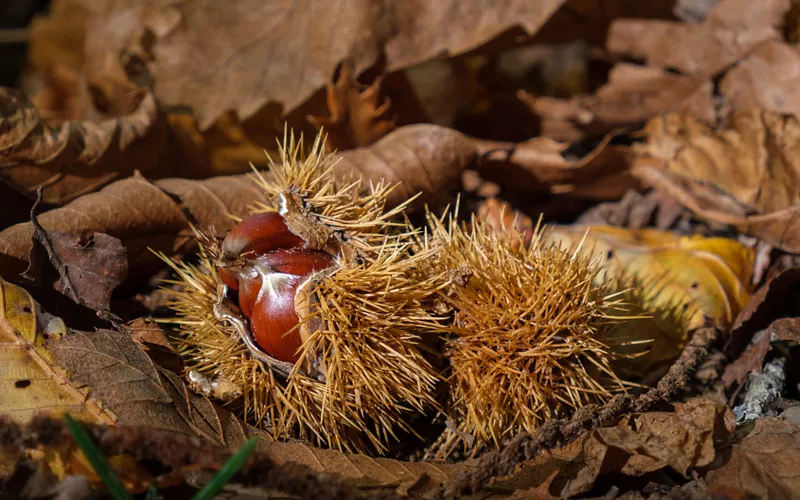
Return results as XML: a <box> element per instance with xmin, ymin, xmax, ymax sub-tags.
<box><xmin>521</xmin><ymin>64</ymin><xmax>714</xmax><ymax>139</ymax></box>
<box><xmin>0</xmin><ymin>88</ymin><xmax>211</xmax><ymax>205</ymax></box>
<box><xmin>562</xmin><ymin>398</ymin><xmax>735</xmax><ymax>497</ymax></box>
<box><xmin>75</xmin><ymin>0</ymin><xmax>568</xmax><ymax>130</ymax></box>
<box><xmin>633</xmin><ymin>109</ymin><xmax>800</xmax><ymax>253</ymax></box>
<box><xmin>549</xmin><ymin>224</ymin><xmax>754</xmax><ymax>329</ymax></box>
<box><xmin>0</xmin><ymin>276</ymin><xmax>114</xmax><ymax>425</ymax></box>
<box><xmin>706</xmin><ymin>417</ymin><xmax>800</xmax><ymax>497</ymax></box>
<box><xmin>308</xmin><ymin>60</ymin><xmax>396</xmax><ymax>152</ymax></box>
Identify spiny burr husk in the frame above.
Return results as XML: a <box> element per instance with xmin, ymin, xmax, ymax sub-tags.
<box><xmin>418</xmin><ymin>212</ymin><xmax>646</xmax><ymax>451</ymax></box>
<box><xmin>158</xmin><ymin>130</ymin><xmax>447</xmax><ymax>453</ymax></box>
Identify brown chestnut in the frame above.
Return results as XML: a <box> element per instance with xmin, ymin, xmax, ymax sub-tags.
<box><xmin>219</xmin><ymin>214</ymin><xmax>336</xmax><ymax>363</ymax></box>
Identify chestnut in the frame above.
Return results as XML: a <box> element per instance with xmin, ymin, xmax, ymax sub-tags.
<box><xmin>219</xmin><ymin>214</ymin><xmax>337</xmax><ymax>363</ymax></box>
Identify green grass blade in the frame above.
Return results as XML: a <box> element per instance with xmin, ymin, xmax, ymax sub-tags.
<box><xmin>192</xmin><ymin>437</ymin><xmax>258</xmax><ymax>500</ymax></box>
<box><xmin>145</xmin><ymin>483</ymin><xmax>159</xmax><ymax>500</ymax></box>
<box><xmin>63</xmin><ymin>413</ymin><xmax>132</xmax><ymax>500</ymax></box>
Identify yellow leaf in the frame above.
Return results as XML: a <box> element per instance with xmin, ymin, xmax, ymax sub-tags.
<box><xmin>0</xmin><ymin>276</ymin><xmax>116</xmax><ymax>425</ymax></box>
<box><xmin>548</xmin><ymin>226</ymin><xmax>754</xmax><ymax>368</ymax></box>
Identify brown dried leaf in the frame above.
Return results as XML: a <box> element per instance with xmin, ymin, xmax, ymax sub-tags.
<box><xmin>80</xmin><ymin>0</ymin><xmax>567</xmax><ymax>130</ymax></box>
<box><xmin>723</xmin><ymin>317</ymin><xmax>800</xmax><ymax>387</ymax></box>
<box><xmin>706</xmin><ymin>417</ymin><xmax>800</xmax><ymax>498</ymax></box>
<box><xmin>308</xmin><ymin>60</ymin><xmax>396</xmax><ymax>152</ymax></box>
<box><xmin>522</xmin><ymin>64</ymin><xmax>715</xmax><ymax>140</ymax></box>
<box><xmin>719</xmin><ymin>41</ymin><xmax>800</xmax><ymax>118</ymax></box>
<box><xmin>726</xmin><ymin>267</ymin><xmax>800</xmax><ymax>358</ymax></box>
<box><xmin>47</xmin><ymin>328</ymin><xmax>266</xmax><ymax>446</ymax></box>
<box><xmin>27</xmin><ymin>228</ymin><xmax>127</xmax><ymax>312</ymax></box>
<box><xmin>0</xmin><ymin>88</ymin><xmax>210</xmax><ymax>205</ymax></box>
<box><xmin>562</xmin><ymin>398</ymin><xmax>735</xmax><ymax>497</ymax></box>
<box><xmin>633</xmin><ymin>109</ymin><xmax>800</xmax><ymax>253</ymax></box>
<box><xmin>607</xmin><ymin>0</ymin><xmax>788</xmax><ymax>76</ymax></box>
<box><xmin>0</xmin><ymin>174</ymin><xmax>261</xmax><ymax>280</ymax></box>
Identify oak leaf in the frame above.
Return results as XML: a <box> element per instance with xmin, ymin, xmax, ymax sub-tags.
<box><xmin>633</xmin><ymin>109</ymin><xmax>800</xmax><ymax>253</ymax></box>
<box><xmin>563</xmin><ymin>398</ymin><xmax>735</xmax><ymax>497</ymax></box>
<box><xmin>308</xmin><ymin>60</ymin><xmax>396</xmax><ymax>152</ymax></box>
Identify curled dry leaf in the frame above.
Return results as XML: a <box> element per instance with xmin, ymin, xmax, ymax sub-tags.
<box><xmin>521</xmin><ymin>64</ymin><xmax>715</xmax><ymax>140</ymax></box>
<box><xmin>0</xmin><ymin>88</ymin><xmax>210</xmax><ymax>206</ymax></box>
<box><xmin>78</xmin><ymin>0</ymin><xmax>567</xmax><ymax>130</ymax></box>
<box><xmin>633</xmin><ymin>109</ymin><xmax>800</xmax><ymax>253</ymax></box>
<box><xmin>307</xmin><ymin>60</ymin><xmax>396</xmax><ymax>152</ymax></box>
<box><xmin>26</xmin><ymin>224</ymin><xmax>128</xmax><ymax>312</ymax></box>
<box><xmin>562</xmin><ymin>398</ymin><xmax>736</xmax><ymax>497</ymax></box>
<box><xmin>706</xmin><ymin>417</ymin><xmax>800</xmax><ymax>497</ymax></box>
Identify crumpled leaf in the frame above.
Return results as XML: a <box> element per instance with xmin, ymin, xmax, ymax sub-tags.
<box><xmin>0</xmin><ymin>88</ymin><xmax>210</xmax><ymax>205</ymax></box>
<box><xmin>706</xmin><ymin>417</ymin><xmax>800</xmax><ymax>498</ymax></box>
<box><xmin>632</xmin><ymin>109</ymin><xmax>800</xmax><ymax>253</ymax></box>
<box><xmin>308</xmin><ymin>60</ymin><xmax>396</xmax><ymax>152</ymax></box>
<box><xmin>726</xmin><ymin>267</ymin><xmax>800</xmax><ymax>358</ymax></box>
<box><xmin>549</xmin><ymin>224</ymin><xmax>754</xmax><ymax>367</ymax></box>
<box><xmin>562</xmin><ymin>398</ymin><xmax>735</xmax><ymax>497</ymax></box>
<box><xmin>722</xmin><ymin>317</ymin><xmax>800</xmax><ymax>387</ymax></box>
<box><xmin>0</xmin><ymin>276</ymin><xmax>114</xmax><ymax>425</ymax></box>
<box><xmin>78</xmin><ymin>0</ymin><xmax>567</xmax><ymax>130</ymax></box>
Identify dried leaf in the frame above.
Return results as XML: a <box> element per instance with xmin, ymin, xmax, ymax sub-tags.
<box><xmin>79</xmin><ymin>0</ymin><xmax>567</xmax><ymax>130</ymax></box>
<box><xmin>0</xmin><ymin>88</ymin><xmax>211</xmax><ymax>205</ymax></box>
<box><xmin>475</xmin><ymin>198</ymin><xmax>534</xmax><ymax>251</ymax></box>
<box><xmin>47</xmin><ymin>328</ymin><xmax>267</xmax><ymax>446</ymax></box>
<box><xmin>722</xmin><ymin>317</ymin><xmax>800</xmax><ymax>387</ymax></box>
<box><xmin>27</xmin><ymin>228</ymin><xmax>127</xmax><ymax>312</ymax></box>
<box><xmin>727</xmin><ymin>267</ymin><xmax>800</xmax><ymax>358</ymax></box>
<box><xmin>0</xmin><ymin>174</ymin><xmax>261</xmax><ymax>280</ymax></box>
<box><xmin>522</xmin><ymin>64</ymin><xmax>715</xmax><ymax>140</ymax></box>
<box><xmin>706</xmin><ymin>417</ymin><xmax>800</xmax><ymax>498</ymax></box>
<box><xmin>633</xmin><ymin>109</ymin><xmax>800</xmax><ymax>253</ymax></box>
<box><xmin>0</xmin><ymin>276</ymin><xmax>114</xmax><ymax>425</ymax></box>
<box><xmin>550</xmin><ymin>225</ymin><xmax>754</xmax><ymax>329</ymax></box>
<box><xmin>607</xmin><ymin>0</ymin><xmax>788</xmax><ymax>76</ymax></box>
<box><xmin>718</xmin><ymin>41</ymin><xmax>800</xmax><ymax>118</ymax></box>
<box><xmin>563</xmin><ymin>398</ymin><xmax>735</xmax><ymax>497</ymax></box>
<box><xmin>308</xmin><ymin>60</ymin><xmax>396</xmax><ymax>152</ymax></box>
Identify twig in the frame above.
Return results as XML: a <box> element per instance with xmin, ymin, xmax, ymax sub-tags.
<box><xmin>27</xmin><ymin>187</ymin><xmax>86</xmax><ymax>307</ymax></box>
<box><xmin>436</xmin><ymin>325</ymin><xmax>720</xmax><ymax>499</ymax></box>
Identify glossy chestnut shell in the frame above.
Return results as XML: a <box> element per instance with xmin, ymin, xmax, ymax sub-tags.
<box><xmin>218</xmin><ymin>213</ymin><xmax>336</xmax><ymax>363</ymax></box>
